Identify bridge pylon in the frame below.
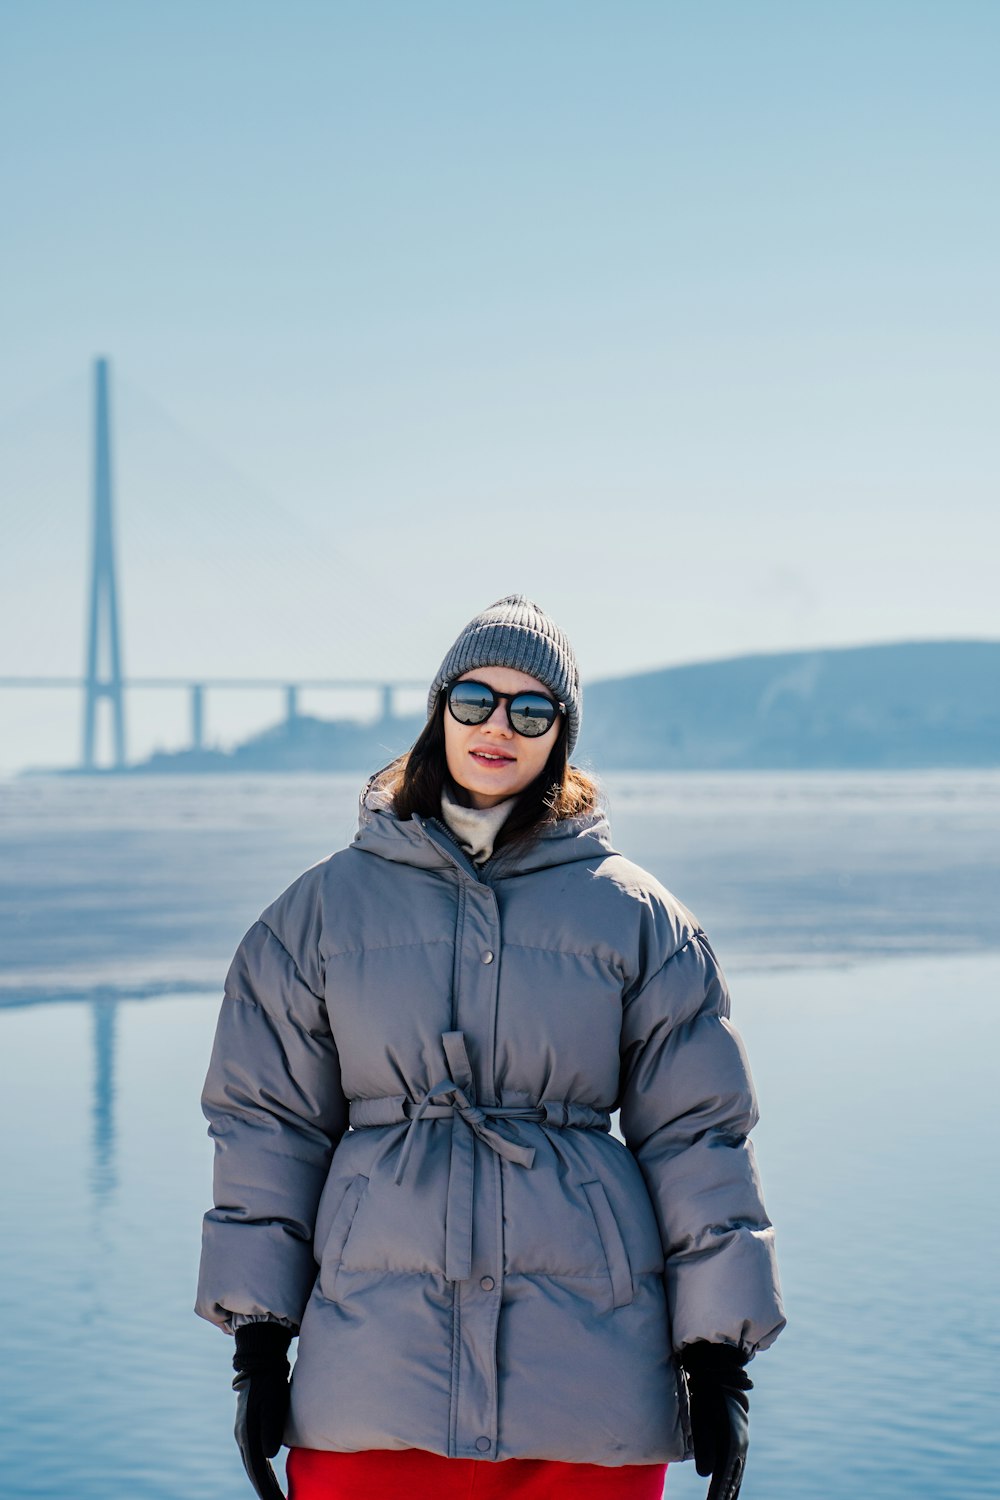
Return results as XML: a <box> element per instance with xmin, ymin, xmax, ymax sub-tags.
<box><xmin>82</xmin><ymin>357</ymin><xmax>127</xmax><ymax>770</ymax></box>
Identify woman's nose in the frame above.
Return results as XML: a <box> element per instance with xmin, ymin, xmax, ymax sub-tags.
<box><xmin>483</xmin><ymin>701</ymin><xmax>512</xmax><ymax>732</ymax></box>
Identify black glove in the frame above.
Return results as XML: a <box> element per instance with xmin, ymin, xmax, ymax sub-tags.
<box><xmin>679</xmin><ymin>1341</ymin><xmax>753</xmax><ymax>1500</ymax></box>
<box><xmin>232</xmin><ymin>1322</ymin><xmax>294</xmax><ymax>1500</ymax></box>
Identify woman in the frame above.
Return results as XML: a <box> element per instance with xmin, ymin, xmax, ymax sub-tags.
<box><xmin>196</xmin><ymin>594</ymin><xmax>785</xmax><ymax>1500</ymax></box>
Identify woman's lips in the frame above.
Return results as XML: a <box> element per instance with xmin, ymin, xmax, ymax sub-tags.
<box><xmin>470</xmin><ymin>749</ymin><xmax>515</xmax><ymax>767</ymax></box>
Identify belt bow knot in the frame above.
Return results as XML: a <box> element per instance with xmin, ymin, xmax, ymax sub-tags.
<box><xmin>392</xmin><ymin>1072</ymin><xmax>537</xmax><ymax>1186</ymax></box>
<box><xmin>391</xmin><ymin>1030</ymin><xmax>538</xmax><ymax>1282</ymax></box>
<box><xmin>346</xmin><ymin>1030</ymin><xmax>612</xmax><ymax>1284</ymax></box>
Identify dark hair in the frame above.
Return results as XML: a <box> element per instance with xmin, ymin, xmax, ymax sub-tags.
<box><xmin>374</xmin><ymin>692</ymin><xmax>601</xmax><ymax>855</ymax></box>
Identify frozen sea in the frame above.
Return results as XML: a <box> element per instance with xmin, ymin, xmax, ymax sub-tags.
<box><xmin>0</xmin><ymin>771</ymin><xmax>998</xmax><ymax>1500</ymax></box>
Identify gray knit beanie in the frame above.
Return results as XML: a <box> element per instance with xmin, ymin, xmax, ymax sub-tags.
<box><xmin>427</xmin><ymin>594</ymin><xmax>582</xmax><ymax>755</ymax></box>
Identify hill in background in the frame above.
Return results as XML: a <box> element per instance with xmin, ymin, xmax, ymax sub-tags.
<box><xmin>581</xmin><ymin>639</ymin><xmax>999</xmax><ymax>770</ymax></box>
<box><xmin>128</xmin><ymin>639</ymin><xmax>999</xmax><ymax>774</ymax></box>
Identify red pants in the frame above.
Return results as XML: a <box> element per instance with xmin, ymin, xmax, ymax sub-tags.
<box><xmin>287</xmin><ymin>1446</ymin><xmax>667</xmax><ymax>1499</ymax></box>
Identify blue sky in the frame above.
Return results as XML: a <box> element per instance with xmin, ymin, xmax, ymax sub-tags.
<box><xmin>1</xmin><ymin>2</ymin><xmax>997</xmax><ymax>770</ymax></box>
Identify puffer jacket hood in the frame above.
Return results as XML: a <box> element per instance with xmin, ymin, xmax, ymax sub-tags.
<box><xmin>196</xmin><ymin>777</ymin><xmax>785</xmax><ymax>1466</ymax></box>
<box><xmin>354</xmin><ymin>769</ymin><xmax>618</xmax><ymax>876</ymax></box>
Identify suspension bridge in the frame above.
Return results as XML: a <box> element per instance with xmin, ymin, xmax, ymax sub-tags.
<box><xmin>1</xmin><ymin>358</ymin><xmax>423</xmax><ymax>770</ymax></box>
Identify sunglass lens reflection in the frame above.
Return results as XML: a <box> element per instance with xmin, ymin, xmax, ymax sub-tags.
<box><xmin>509</xmin><ymin>695</ymin><xmax>556</xmax><ymax>735</ymax></box>
<box><xmin>448</xmin><ymin>682</ymin><xmax>494</xmax><ymax>724</ymax></box>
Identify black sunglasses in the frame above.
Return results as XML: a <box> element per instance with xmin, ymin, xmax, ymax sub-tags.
<box><xmin>446</xmin><ymin>678</ymin><xmax>565</xmax><ymax>738</ymax></box>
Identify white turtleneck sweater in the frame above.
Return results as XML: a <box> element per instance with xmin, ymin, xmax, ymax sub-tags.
<box><xmin>440</xmin><ymin>782</ymin><xmax>517</xmax><ymax>866</ymax></box>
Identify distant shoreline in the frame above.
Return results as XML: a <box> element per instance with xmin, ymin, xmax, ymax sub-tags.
<box><xmin>16</xmin><ymin>638</ymin><xmax>998</xmax><ymax>777</ymax></box>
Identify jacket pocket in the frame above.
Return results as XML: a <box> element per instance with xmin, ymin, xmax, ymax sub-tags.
<box><xmin>582</xmin><ymin>1179</ymin><xmax>634</xmax><ymax>1309</ymax></box>
<box><xmin>317</xmin><ymin>1174</ymin><xmax>368</xmax><ymax>1302</ymax></box>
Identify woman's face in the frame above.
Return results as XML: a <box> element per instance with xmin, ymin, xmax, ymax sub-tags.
<box><xmin>443</xmin><ymin>666</ymin><xmax>562</xmax><ymax>810</ymax></box>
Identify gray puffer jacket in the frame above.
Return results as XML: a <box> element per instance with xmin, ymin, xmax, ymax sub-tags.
<box><xmin>196</xmin><ymin>779</ymin><xmax>785</xmax><ymax>1466</ymax></box>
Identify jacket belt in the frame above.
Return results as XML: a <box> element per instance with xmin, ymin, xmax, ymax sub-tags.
<box><xmin>347</xmin><ymin>1029</ymin><xmax>612</xmax><ymax>1283</ymax></box>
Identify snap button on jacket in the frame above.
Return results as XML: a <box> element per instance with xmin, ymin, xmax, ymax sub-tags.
<box><xmin>195</xmin><ymin>787</ymin><xmax>786</xmax><ymax>1465</ymax></box>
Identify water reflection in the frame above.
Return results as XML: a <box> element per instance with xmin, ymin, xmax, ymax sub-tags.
<box><xmin>90</xmin><ymin>995</ymin><xmax>118</xmax><ymax>1201</ymax></box>
<box><xmin>1</xmin><ymin>960</ymin><xmax>998</xmax><ymax>1498</ymax></box>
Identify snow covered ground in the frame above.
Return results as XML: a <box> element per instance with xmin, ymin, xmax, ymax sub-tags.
<box><xmin>2</xmin><ymin>769</ymin><xmax>998</xmax><ymax>1003</ymax></box>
